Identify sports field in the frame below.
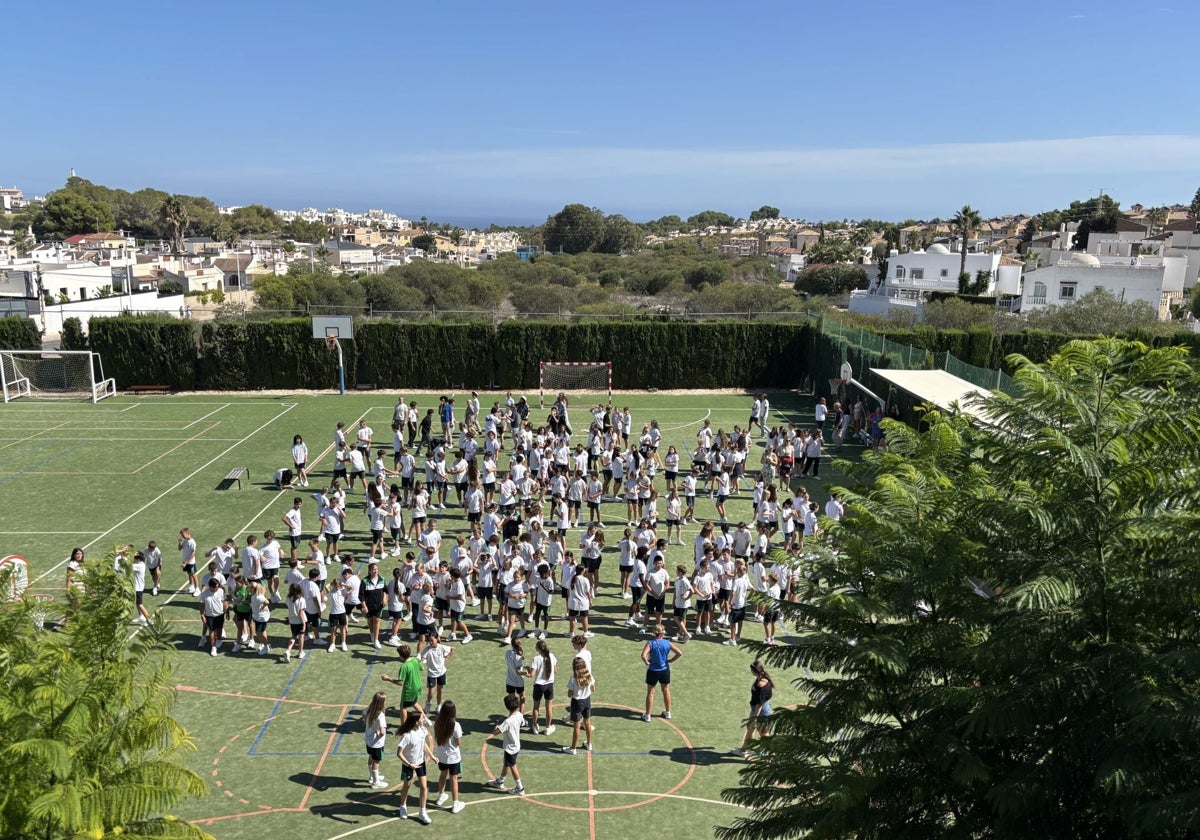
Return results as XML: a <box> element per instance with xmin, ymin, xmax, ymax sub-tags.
<box><xmin>1</xmin><ymin>389</ymin><xmax>853</xmax><ymax>840</ymax></box>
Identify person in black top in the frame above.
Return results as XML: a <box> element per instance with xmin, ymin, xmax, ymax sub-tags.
<box><xmin>736</xmin><ymin>660</ymin><xmax>774</xmax><ymax>757</ymax></box>
<box><xmin>360</xmin><ymin>562</ymin><xmax>388</xmax><ymax>650</ymax></box>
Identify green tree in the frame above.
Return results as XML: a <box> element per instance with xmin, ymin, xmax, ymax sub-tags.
<box><xmin>793</xmin><ymin>263</ymin><xmax>867</xmax><ymax>295</ymax></box>
<box><xmin>0</xmin><ymin>554</ymin><xmax>210</xmax><ymax>840</ymax></box>
<box><xmin>9</xmin><ymin>228</ymin><xmax>34</xmax><ymax>256</ymax></box>
<box><xmin>113</xmin><ymin>187</ymin><xmax>169</xmax><ymax>239</ymax></box>
<box><xmin>804</xmin><ymin>237</ymin><xmax>858</xmax><ymax>265</ymax></box>
<box><xmin>160</xmin><ymin>195</ymin><xmax>189</xmax><ymax>255</ymax></box>
<box><xmin>951</xmin><ymin>204</ymin><xmax>983</xmax><ymax>283</ymax></box>
<box><xmin>38</xmin><ymin>191</ymin><xmax>115</xmax><ymax>238</ymax></box>
<box><xmin>748</xmin><ymin>205</ymin><xmax>780</xmax><ymax>222</ymax></box>
<box><xmin>721</xmin><ymin>338</ymin><xmax>1200</xmax><ymax>839</ymax></box>
<box><xmin>597</xmin><ymin>214</ymin><xmax>643</xmax><ymax>254</ymax></box>
<box><xmin>1023</xmin><ymin>287</ymin><xmax>1162</xmax><ymax>334</ymax></box>
<box><xmin>683</xmin><ymin>261</ymin><xmax>730</xmax><ymax>290</ymax></box>
<box><xmin>1191</xmin><ymin>186</ymin><xmax>1200</xmax><ymax>219</ymax></box>
<box><xmin>541</xmin><ymin>204</ymin><xmax>605</xmax><ymax>254</ymax></box>
<box><xmin>282</xmin><ymin>218</ymin><xmax>330</xmax><ymax>243</ymax></box>
<box><xmin>686</xmin><ymin>210</ymin><xmax>736</xmax><ymax>229</ymax></box>
<box><xmin>410</xmin><ymin>233</ymin><xmax>436</xmax><ymax>254</ymax></box>
<box><xmin>229</xmin><ymin>204</ymin><xmax>281</xmax><ymax>236</ymax></box>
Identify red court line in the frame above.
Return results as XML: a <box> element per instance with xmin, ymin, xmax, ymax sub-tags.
<box><xmin>175</xmin><ymin>685</ymin><xmax>346</xmax><ymax>708</ymax></box>
<box><xmin>300</xmin><ymin>705</ymin><xmax>349</xmax><ymax>810</ymax></box>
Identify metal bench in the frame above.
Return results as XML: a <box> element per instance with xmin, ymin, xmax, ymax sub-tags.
<box><xmin>126</xmin><ymin>384</ymin><xmax>172</xmax><ymax>395</ymax></box>
<box><xmin>223</xmin><ymin>466</ymin><xmax>249</xmax><ymax>489</ymax></box>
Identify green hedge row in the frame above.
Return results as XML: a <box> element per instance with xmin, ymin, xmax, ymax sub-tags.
<box><xmin>0</xmin><ymin>317</ymin><xmax>42</xmax><ymax>351</ymax></box>
<box><xmin>80</xmin><ymin>314</ymin><xmax>1200</xmax><ymax>392</ymax></box>
<box><xmin>83</xmin><ymin>317</ymin><xmax>813</xmax><ymax>390</ymax></box>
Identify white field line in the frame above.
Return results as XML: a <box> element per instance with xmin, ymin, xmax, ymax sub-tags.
<box><xmin>320</xmin><ymin>791</ymin><xmax>746</xmax><ymax>840</ymax></box>
<box><xmin>121</xmin><ymin>403</ymin><xmax>141</xmax><ymax>412</ymax></box>
<box><xmin>184</xmin><ymin>403</ymin><xmax>230</xmax><ymax>428</ymax></box>
<box><xmin>127</xmin><ymin>407</ymin><xmax>379</xmax><ymax>637</ymax></box>
<box><xmin>658</xmin><ymin>408</ymin><xmax>709</xmax><ymax>434</ymax></box>
<box><xmin>32</xmin><ymin>403</ymin><xmax>298</xmax><ymax>586</ymax></box>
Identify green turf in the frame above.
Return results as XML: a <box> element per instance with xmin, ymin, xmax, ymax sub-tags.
<box><xmin>1</xmin><ymin>389</ymin><xmax>856</xmax><ymax>839</ymax></box>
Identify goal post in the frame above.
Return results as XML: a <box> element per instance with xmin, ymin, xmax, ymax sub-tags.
<box><xmin>539</xmin><ymin>361</ymin><xmax>612</xmax><ymax>408</ymax></box>
<box><xmin>0</xmin><ymin>350</ymin><xmax>117</xmax><ymax>403</ymax></box>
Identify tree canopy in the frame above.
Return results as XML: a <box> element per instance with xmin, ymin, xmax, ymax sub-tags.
<box><xmin>687</xmin><ymin>210</ymin><xmax>737</xmax><ymax>228</ymax></box>
<box><xmin>721</xmin><ymin>338</ymin><xmax>1200</xmax><ymax>839</ymax></box>
<box><xmin>749</xmin><ymin>205</ymin><xmax>780</xmax><ymax>221</ymax></box>
<box><xmin>793</xmin><ymin>263</ymin><xmax>867</xmax><ymax>295</ymax></box>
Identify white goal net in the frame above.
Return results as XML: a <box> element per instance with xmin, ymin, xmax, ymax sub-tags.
<box><xmin>539</xmin><ymin>361</ymin><xmax>611</xmax><ymax>408</ymax></box>
<box><xmin>0</xmin><ymin>351</ymin><xmax>117</xmax><ymax>403</ymax></box>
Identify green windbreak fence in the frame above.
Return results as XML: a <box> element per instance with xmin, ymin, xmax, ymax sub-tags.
<box><xmin>816</xmin><ymin>313</ymin><xmax>1016</xmax><ymax>396</ymax></box>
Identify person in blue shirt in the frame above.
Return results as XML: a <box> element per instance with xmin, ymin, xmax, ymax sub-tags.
<box><xmin>439</xmin><ymin>396</ymin><xmax>455</xmax><ymax>441</ymax></box>
<box><xmin>640</xmin><ymin>624</ymin><xmax>682</xmax><ymax>722</ymax></box>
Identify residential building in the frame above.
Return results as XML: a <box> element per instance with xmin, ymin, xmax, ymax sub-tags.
<box><xmin>322</xmin><ymin>239</ymin><xmax>379</xmax><ymax>273</ymax></box>
<box><xmin>848</xmin><ymin>244</ymin><xmax>1003</xmax><ymax>317</ymax></box>
<box><xmin>1018</xmin><ymin>252</ymin><xmax>1186</xmax><ymax>320</ymax></box>
<box><xmin>0</xmin><ymin>187</ymin><xmax>24</xmax><ymax>211</ymax></box>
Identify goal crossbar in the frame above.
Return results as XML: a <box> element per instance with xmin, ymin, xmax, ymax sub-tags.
<box><xmin>539</xmin><ymin>361</ymin><xmax>612</xmax><ymax>408</ymax></box>
<box><xmin>0</xmin><ymin>350</ymin><xmax>117</xmax><ymax>403</ymax></box>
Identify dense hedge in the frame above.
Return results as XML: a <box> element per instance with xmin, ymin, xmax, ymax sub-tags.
<box><xmin>0</xmin><ymin>316</ymin><xmax>41</xmax><ymax>350</ymax></box>
<box><xmin>87</xmin><ymin>316</ymin><xmax>199</xmax><ymax>388</ymax></box>
<box><xmin>79</xmin><ymin>314</ymin><xmax>1200</xmax><ymax>391</ymax></box>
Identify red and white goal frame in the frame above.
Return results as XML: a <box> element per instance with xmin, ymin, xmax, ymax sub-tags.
<box><xmin>539</xmin><ymin>361</ymin><xmax>612</xmax><ymax>408</ymax></box>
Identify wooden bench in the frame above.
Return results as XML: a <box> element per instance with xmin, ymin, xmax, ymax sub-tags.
<box><xmin>223</xmin><ymin>467</ymin><xmax>249</xmax><ymax>490</ymax></box>
<box><xmin>126</xmin><ymin>385</ymin><xmax>172</xmax><ymax>395</ymax></box>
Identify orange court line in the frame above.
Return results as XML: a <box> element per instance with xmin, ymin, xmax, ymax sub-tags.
<box><xmin>0</xmin><ymin>422</ymin><xmax>69</xmax><ymax>451</ymax></box>
<box><xmin>174</xmin><ymin>685</ymin><xmax>347</xmax><ymax>708</ymax></box>
<box><xmin>586</xmin><ymin>749</ymin><xmax>597</xmax><ymax>840</ymax></box>
<box><xmin>132</xmin><ymin>422</ymin><xmax>223</xmax><ymax>473</ymax></box>
<box><xmin>300</xmin><ymin>705</ymin><xmax>349</xmax><ymax>810</ymax></box>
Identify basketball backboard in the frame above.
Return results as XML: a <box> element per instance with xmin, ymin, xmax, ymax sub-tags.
<box><xmin>311</xmin><ymin>316</ymin><xmax>354</xmax><ymax>340</ymax></box>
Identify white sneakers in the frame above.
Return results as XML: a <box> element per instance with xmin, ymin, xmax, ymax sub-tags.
<box><xmin>461</xmin><ymin>634</ymin><xmax>473</xmax><ymax>644</ymax></box>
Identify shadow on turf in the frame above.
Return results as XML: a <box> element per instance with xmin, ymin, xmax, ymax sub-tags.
<box><xmin>300</xmin><ymin>773</ymin><xmax>496</xmax><ymax>824</ymax></box>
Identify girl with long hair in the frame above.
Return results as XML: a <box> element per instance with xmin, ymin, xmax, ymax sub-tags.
<box><xmin>529</xmin><ymin>638</ymin><xmax>558</xmax><ymax>735</ymax></box>
<box><xmin>563</xmin><ymin>656</ymin><xmax>595</xmax><ymax>755</ymax></box>
<box><xmin>364</xmin><ymin>691</ymin><xmax>388</xmax><ymax>788</ymax></box>
<box><xmin>432</xmin><ymin>700</ymin><xmax>466</xmax><ymax>813</ymax></box>
<box><xmin>736</xmin><ymin>661</ymin><xmax>774</xmax><ymax>757</ymax></box>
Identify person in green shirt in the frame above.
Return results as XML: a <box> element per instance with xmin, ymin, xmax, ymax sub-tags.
<box><xmin>231</xmin><ymin>575</ymin><xmax>253</xmax><ymax>653</ymax></box>
<box><xmin>383</xmin><ymin>644</ymin><xmax>425</xmax><ymax>726</ymax></box>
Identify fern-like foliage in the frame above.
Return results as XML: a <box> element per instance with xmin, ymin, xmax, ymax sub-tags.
<box><xmin>720</xmin><ymin>339</ymin><xmax>1200</xmax><ymax>839</ymax></box>
<box><xmin>0</xmin><ymin>551</ymin><xmax>211</xmax><ymax>840</ymax></box>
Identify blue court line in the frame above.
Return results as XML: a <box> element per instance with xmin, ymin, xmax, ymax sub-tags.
<box><xmin>0</xmin><ymin>439</ymin><xmax>54</xmax><ymax>469</ymax></box>
<box><xmin>246</xmin><ymin>651</ymin><xmax>310</xmax><ymax>755</ymax></box>
<box><xmin>0</xmin><ymin>440</ymin><xmax>90</xmax><ymax>486</ymax></box>
<box><xmin>329</xmin><ymin>660</ymin><xmax>376</xmax><ymax>756</ymax></box>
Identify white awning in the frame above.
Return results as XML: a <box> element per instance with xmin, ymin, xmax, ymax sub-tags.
<box><xmin>869</xmin><ymin>368</ymin><xmax>993</xmax><ymax>418</ymax></box>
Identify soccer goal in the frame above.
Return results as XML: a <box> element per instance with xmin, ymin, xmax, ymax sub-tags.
<box><xmin>0</xmin><ymin>350</ymin><xmax>117</xmax><ymax>403</ymax></box>
<box><xmin>539</xmin><ymin>361</ymin><xmax>612</xmax><ymax>408</ymax></box>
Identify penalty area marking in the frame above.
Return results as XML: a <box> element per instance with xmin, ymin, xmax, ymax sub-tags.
<box><xmin>318</xmin><ymin>792</ymin><xmax>748</xmax><ymax>840</ymax></box>
<box><xmin>657</xmin><ymin>408</ymin><xmax>709</xmax><ymax>434</ymax></box>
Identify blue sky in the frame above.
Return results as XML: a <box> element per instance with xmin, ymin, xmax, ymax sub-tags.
<box><xmin>7</xmin><ymin>0</ymin><xmax>1199</xmax><ymax>225</ymax></box>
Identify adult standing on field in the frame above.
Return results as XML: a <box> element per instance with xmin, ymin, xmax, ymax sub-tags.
<box><xmin>439</xmin><ymin>396</ymin><xmax>454</xmax><ymax>442</ymax></box>
<box><xmin>758</xmin><ymin>394</ymin><xmax>771</xmax><ymax>438</ymax></box>
<box><xmin>356</xmin><ymin>419</ymin><xmax>374</xmax><ymax>455</ymax></box>
<box><xmin>640</xmin><ymin>624</ymin><xmax>682</xmax><ymax>722</ymax></box>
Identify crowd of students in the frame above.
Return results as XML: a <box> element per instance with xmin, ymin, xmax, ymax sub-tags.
<box><xmin>74</xmin><ymin>391</ymin><xmax>843</xmax><ymax>820</ymax></box>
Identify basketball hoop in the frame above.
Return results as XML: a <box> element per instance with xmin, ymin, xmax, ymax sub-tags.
<box><xmin>30</xmin><ymin>593</ymin><xmax>55</xmax><ymax>630</ymax></box>
<box><xmin>325</xmin><ymin>336</ymin><xmax>338</xmax><ymax>352</ymax></box>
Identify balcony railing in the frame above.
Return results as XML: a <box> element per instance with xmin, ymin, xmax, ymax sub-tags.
<box><xmin>1025</xmin><ymin>295</ymin><xmax>1047</xmax><ymax>305</ymax></box>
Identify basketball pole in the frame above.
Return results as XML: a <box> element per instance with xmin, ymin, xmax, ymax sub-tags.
<box><xmin>335</xmin><ymin>339</ymin><xmax>345</xmax><ymax>396</ymax></box>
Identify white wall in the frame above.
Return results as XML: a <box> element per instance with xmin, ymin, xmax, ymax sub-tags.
<box><xmin>1020</xmin><ymin>256</ymin><xmax>1186</xmax><ymax>318</ymax></box>
<box><xmin>41</xmin><ymin>291</ymin><xmax>187</xmax><ymax>336</ymax></box>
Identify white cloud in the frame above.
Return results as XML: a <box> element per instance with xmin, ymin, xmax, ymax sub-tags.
<box><xmin>383</xmin><ymin>135</ymin><xmax>1200</xmax><ymax>182</ymax></box>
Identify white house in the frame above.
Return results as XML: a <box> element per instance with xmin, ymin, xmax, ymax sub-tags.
<box><xmin>1018</xmin><ymin>252</ymin><xmax>1186</xmax><ymax>319</ymax></box>
<box><xmin>849</xmin><ymin>244</ymin><xmax>1002</xmax><ymax>316</ymax></box>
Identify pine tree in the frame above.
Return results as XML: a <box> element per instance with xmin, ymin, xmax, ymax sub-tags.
<box><xmin>721</xmin><ymin>339</ymin><xmax>1200</xmax><ymax>839</ymax></box>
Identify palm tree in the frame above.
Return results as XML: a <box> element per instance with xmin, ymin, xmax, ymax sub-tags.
<box><xmin>952</xmin><ymin>204</ymin><xmax>983</xmax><ymax>286</ymax></box>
